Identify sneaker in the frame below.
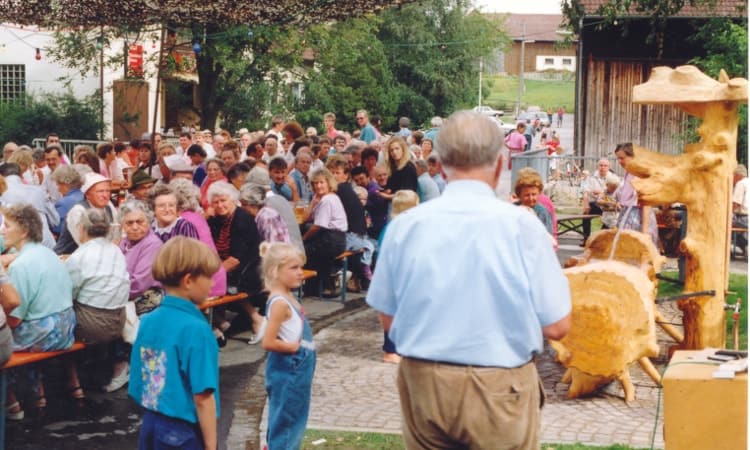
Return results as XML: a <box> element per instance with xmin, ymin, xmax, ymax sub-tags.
<box><xmin>248</xmin><ymin>318</ymin><xmax>268</xmax><ymax>345</ymax></box>
<box><xmin>103</xmin><ymin>363</ymin><xmax>130</xmax><ymax>393</ymax></box>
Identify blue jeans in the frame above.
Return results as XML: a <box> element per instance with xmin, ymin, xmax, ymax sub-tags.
<box><xmin>264</xmin><ymin>346</ymin><xmax>316</xmax><ymax>449</ymax></box>
<box><xmin>138</xmin><ymin>410</ymin><xmax>204</xmax><ymax>450</ymax></box>
<box><xmin>383</xmin><ymin>331</ymin><xmax>397</xmax><ymax>354</ymax></box>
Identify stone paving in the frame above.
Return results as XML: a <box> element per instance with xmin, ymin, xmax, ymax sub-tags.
<box><xmin>292</xmin><ymin>308</ymin><xmax>669</xmax><ymax>449</ymax></box>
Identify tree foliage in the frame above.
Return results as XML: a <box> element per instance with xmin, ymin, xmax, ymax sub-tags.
<box><xmin>378</xmin><ymin>0</ymin><xmax>506</xmax><ymax>127</ymax></box>
<box><xmin>0</xmin><ymin>92</ymin><xmax>104</xmax><ymax>145</ymax></box>
<box><xmin>689</xmin><ymin>18</ymin><xmax>748</xmax><ymax>164</ymax></box>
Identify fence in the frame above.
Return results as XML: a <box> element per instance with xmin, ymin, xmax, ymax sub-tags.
<box><xmin>510</xmin><ymin>150</ymin><xmax>623</xmax><ymax>188</ymax></box>
<box><xmin>31</xmin><ymin>138</ymin><xmax>106</xmax><ymax>161</ymax></box>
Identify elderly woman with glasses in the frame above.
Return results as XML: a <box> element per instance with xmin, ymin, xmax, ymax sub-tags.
<box><xmin>148</xmin><ymin>184</ymin><xmax>200</xmax><ymax>242</ymax></box>
<box><xmin>207</xmin><ymin>181</ymin><xmax>266</xmax><ymax>344</ymax></box>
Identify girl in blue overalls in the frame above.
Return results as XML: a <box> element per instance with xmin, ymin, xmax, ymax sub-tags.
<box><xmin>260</xmin><ymin>242</ymin><xmax>316</xmax><ymax>450</ymax></box>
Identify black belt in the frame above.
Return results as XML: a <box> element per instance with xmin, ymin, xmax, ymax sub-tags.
<box><xmin>405</xmin><ymin>356</ymin><xmax>532</xmax><ymax>369</ymax></box>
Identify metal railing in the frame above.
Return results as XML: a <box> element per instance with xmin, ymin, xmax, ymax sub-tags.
<box><xmin>510</xmin><ymin>150</ymin><xmax>623</xmax><ymax>187</ymax></box>
<box><xmin>31</xmin><ymin>138</ymin><xmax>106</xmax><ymax>160</ymax></box>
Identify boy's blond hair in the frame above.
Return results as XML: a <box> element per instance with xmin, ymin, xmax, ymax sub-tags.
<box><xmin>260</xmin><ymin>241</ymin><xmax>306</xmax><ymax>289</ymax></box>
<box><xmin>152</xmin><ymin>237</ymin><xmax>220</xmax><ymax>293</ymax></box>
<box><xmin>391</xmin><ymin>190</ymin><xmax>419</xmax><ymax>219</ymax></box>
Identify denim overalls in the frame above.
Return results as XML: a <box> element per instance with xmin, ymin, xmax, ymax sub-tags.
<box><xmin>264</xmin><ymin>295</ymin><xmax>316</xmax><ymax>450</ymax></box>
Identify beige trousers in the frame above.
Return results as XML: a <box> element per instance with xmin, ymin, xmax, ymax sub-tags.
<box><xmin>397</xmin><ymin>357</ymin><xmax>543</xmax><ymax>450</ymax></box>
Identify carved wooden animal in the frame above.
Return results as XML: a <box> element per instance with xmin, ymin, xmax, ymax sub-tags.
<box><xmin>629</xmin><ymin>65</ymin><xmax>748</xmax><ymax>349</ymax></box>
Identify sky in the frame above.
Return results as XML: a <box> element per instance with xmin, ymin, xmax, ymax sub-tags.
<box><xmin>475</xmin><ymin>0</ymin><xmax>564</xmax><ymax>14</ymax></box>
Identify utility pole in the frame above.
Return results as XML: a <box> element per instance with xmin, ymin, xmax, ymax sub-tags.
<box><xmin>478</xmin><ymin>58</ymin><xmax>483</xmax><ymax>107</ymax></box>
<box><xmin>516</xmin><ymin>22</ymin><xmax>525</xmax><ymax>117</ymax></box>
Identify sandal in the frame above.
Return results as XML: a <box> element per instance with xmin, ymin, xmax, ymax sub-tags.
<box><xmin>68</xmin><ymin>385</ymin><xmax>86</xmax><ymax>408</ymax></box>
<box><xmin>6</xmin><ymin>401</ymin><xmax>24</xmax><ymax>421</ymax></box>
<box><xmin>29</xmin><ymin>395</ymin><xmax>46</xmax><ymax>419</ymax></box>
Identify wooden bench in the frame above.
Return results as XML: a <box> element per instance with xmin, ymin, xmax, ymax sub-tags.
<box><xmin>731</xmin><ymin>226</ymin><xmax>748</xmax><ymax>259</ymax></box>
<box><xmin>556</xmin><ymin>214</ymin><xmax>600</xmax><ymax>238</ymax></box>
<box><xmin>199</xmin><ymin>293</ymin><xmax>249</xmax><ymax>324</ymax></box>
<box><xmin>1</xmin><ymin>342</ymin><xmax>88</xmax><ymax>448</ymax></box>
<box><xmin>317</xmin><ymin>249</ymin><xmax>365</xmax><ymax>304</ymax></box>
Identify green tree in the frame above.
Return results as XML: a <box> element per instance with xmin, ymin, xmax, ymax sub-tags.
<box><xmin>378</xmin><ymin>0</ymin><xmax>507</xmax><ymax>128</ymax></box>
<box><xmin>295</xmin><ymin>15</ymin><xmax>400</xmax><ymax>132</ymax></box>
<box><xmin>689</xmin><ymin>18</ymin><xmax>748</xmax><ymax>164</ymax></box>
<box><xmin>0</xmin><ymin>92</ymin><xmax>103</xmax><ymax>145</ymax></box>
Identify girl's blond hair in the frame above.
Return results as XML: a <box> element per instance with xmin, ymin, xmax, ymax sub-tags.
<box><xmin>260</xmin><ymin>241</ymin><xmax>306</xmax><ymax>289</ymax></box>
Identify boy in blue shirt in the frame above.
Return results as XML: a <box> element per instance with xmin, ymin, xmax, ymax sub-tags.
<box><xmin>129</xmin><ymin>237</ymin><xmax>221</xmax><ymax>450</ymax></box>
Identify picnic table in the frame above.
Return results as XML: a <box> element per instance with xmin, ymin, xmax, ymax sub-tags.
<box><xmin>556</xmin><ymin>213</ymin><xmax>600</xmax><ymax>238</ymax></box>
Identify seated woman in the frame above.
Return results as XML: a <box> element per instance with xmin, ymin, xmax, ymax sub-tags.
<box><xmin>206</xmin><ymin>181</ymin><xmax>266</xmax><ymax>344</ymax></box>
<box><xmin>200</xmin><ymin>158</ymin><xmax>227</xmax><ymax>212</ymax></box>
<box><xmin>170</xmin><ymin>178</ymin><xmax>230</xmax><ymax>345</ymax></box>
<box><xmin>65</xmin><ymin>208</ymin><xmax>130</xmax><ymax>402</ymax></box>
<box><xmin>104</xmin><ymin>200</ymin><xmax>163</xmax><ymax>394</ymax></box>
<box><xmin>148</xmin><ymin>184</ymin><xmax>200</xmax><ymax>242</ymax></box>
<box><xmin>300</xmin><ymin>168</ymin><xmax>347</xmax><ymax>295</ymax></box>
<box><xmin>0</xmin><ymin>255</ymin><xmax>20</xmax><ymax>368</ymax></box>
<box><xmin>3</xmin><ymin>204</ymin><xmax>76</xmax><ymax>419</ymax></box>
<box><xmin>513</xmin><ymin>168</ymin><xmax>556</xmax><ymax>248</ymax></box>
<box><xmin>239</xmin><ymin>183</ymin><xmax>292</xmax><ymax>245</ymax></box>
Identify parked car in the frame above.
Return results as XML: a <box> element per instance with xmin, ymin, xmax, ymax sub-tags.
<box><xmin>473</xmin><ymin>105</ymin><xmax>504</xmax><ymax>117</ymax></box>
<box><xmin>494</xmin><ymin>118</ymin><xmax>516</xmax><ymax>135</ymax></box>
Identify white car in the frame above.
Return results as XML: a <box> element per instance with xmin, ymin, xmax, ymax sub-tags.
<box><xmin>494</xmin><ymin>119</ymin><xmax>516</xmax><ymax>135</ymax></box>
<box><xmin>473</xmin><ymin>105</ymin><xmax>504</xmax><ymax>117</ymax></box>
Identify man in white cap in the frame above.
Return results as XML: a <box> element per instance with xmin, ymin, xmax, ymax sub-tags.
<box><xmin>164</xmin><ymin>155</ymin><xmax>195</xmax><ymax>183</ymax></box>
<box><xmin>54</xmin><ymin>173</ymin><xmax>118</xmax><ymax>255</ymax></box>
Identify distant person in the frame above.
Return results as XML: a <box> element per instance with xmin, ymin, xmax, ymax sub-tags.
<box><xmin>732</xmin><ymin>164</ymin><xmax>748</xmax><ymax>255</ymax></box>
<box><xmin>367</xmin><ymin>110</ymin><xmax>570</xmax><ymax>450</ymax></box>
<box><xmin>557</xmin><ymin>106</ymin><xmax>564</xmax><ymax>127</ymax></box>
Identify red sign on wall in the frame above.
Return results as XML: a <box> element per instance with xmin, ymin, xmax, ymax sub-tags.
<box><xmin>128</xmin><ymin>44</ymin><xmax>144</xmax><ymax>77</ymax></box>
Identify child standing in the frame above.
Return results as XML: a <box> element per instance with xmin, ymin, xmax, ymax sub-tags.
<box><xmin>129</xmin><ymin>237</ymin><xmax>221</xmax><ymax>450</ymax></box>
<box><xmin>261</xmin><ymin>242</ymin><xmax>316</xmax><ymax>450</ymax></box>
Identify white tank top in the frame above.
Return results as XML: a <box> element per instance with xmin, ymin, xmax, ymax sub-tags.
<box><xmin>267</xmin><ymin>295</ymin><xmax>303</xmax><ymax>342</ymax></box>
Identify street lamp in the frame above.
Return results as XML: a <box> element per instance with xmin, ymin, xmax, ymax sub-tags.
<box><xmin>516</xmin><ymin>22</ymin><xmax>535</xmax><ymax>117</ymax></box>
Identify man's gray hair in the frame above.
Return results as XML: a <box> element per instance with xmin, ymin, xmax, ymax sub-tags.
<box><xmin>735</xmin><ymin>164</ymin><xmax>747</xmax><ymax>177</ymax></box>
<box><xmin>31</xmin><ymin>148</ymin><xmax>45</xmax><ymax>163</ymax></box>
<box><xmin>79</xmin><ymin>207</ymin><xmax>111</xmax><ymax>238</ymax></box>
<box><xmin>169</xmin><ymin>178</ymin><xmax>201</xmax><ymax>212</ymax></box>
<box><xmin>71</xmin><ymin>163</ymin><xmax>93</xmax><ymax>179</ymax></box>
<box><xmin>51</xmin><ymin>165</ymin><xmax>83</xmax><ymax>188</ymax></box>
<box><xmin>430</xmin><ymin>116</ymin><xmax>443</xmax><ymax>128</ymax></box>
<box><xmin>399</xmin><ymin>117</ymin><xmax>410</xmax><ymax>128</ymax></box>
<box><xmin>119</xmin><ymin>199</ymin><xmax>153</xmax><ymax>224</ymax></box>
<box><xmin>239</xmin><ymin>183</ymin><xmax>267</xmax><ymax>207</ymax></box>
<box><xmin>434</xmin><ymin>110</ymin><xmax>502</xmax><ymax>170</ymax></box>
<box><xmin>414</xmin><ymin>159</ymin><xmax>428</xmax><ymax>171</ymax></box>
<box><xmin>207</xmin><ymin>180</ymin><xmax>239</xmax><ymax>203</ymax></box>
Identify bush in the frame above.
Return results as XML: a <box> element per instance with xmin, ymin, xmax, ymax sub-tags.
<box><xmin>0</xmin><ymin>91</ymin><xmax>103</xmax><ymax>146</ymax></box>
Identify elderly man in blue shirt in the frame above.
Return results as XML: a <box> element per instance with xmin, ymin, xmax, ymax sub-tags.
<box><xmin>366</xmin><ymin>109</ymin><xmax>571</xmax><ymax>450</ymax></box>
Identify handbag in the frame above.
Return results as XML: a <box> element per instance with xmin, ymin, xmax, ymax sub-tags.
<box><xmin>122</xmin><ymin>302</ymin><xmax>139</xmax><ymax>344</ymax></box>
<box><xmin>133</xmin><ymin>287</ymin><xmax>164</xmax><ymax>316</ymax></box>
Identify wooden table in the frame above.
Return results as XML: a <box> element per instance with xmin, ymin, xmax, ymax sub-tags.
<box><xmin>556</xmin><ymin>214</ymin><xmax>600</xmax><ymax>237</ymax></box>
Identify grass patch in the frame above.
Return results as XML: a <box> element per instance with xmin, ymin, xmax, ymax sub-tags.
<box><xmin>303</xmin><ymin>430</ymin><xmax>650</xmax><ymax>450</ymax></box>
<box><xmin>658</xmin><ymin>272</ymin><xmax>748</xmax><ymax>350</ymax></box>
<box><xmin>303</xmin><ymin>430</ymin><xmax>403</xmax><ymax>449</ymax></box>
<box><xmin>484</xmin><ymin>75</ymin><xmax>575</xmax><ymax>115</ymax></box>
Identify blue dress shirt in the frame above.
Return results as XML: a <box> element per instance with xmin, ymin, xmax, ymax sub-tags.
<box><xmin>366</xmin><ymin>180</ymin><xmax>571</xmax><ymax>367</ymax></box>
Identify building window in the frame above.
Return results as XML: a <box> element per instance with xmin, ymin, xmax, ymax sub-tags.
<box><xmin>0</xmin><ymin>64</ymin><xmax>25</xmax><ymax>103</ymax></box>
<box><xmin>544</xmin><ymin>58</ymin><xmax>554</xmax><ymax>65</ymax></box>
<box><xmin>562</xmin><ymin>58</ymin><xmax>572</xmax><ymax>65</ymax></box>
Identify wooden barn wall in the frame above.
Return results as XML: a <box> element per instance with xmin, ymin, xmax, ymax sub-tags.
<box><xmin>581</xmin><ymin>59</ymin><xmax>689</xmax><ymax>158</ymax></box>
<box><xmin>504</xmin><ymin>41</ymin><xmax>577</xmax><ymax>76</ymax></box>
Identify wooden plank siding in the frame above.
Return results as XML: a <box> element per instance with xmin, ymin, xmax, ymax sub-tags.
<box><xmin>581</xmin><ymin>59</ymin><xmax>689</xmax><ymax>158</ymax></box>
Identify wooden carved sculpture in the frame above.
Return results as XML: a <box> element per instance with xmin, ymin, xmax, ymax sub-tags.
<box><xmin>550</xmin><ymin>261</ymin><xmax>660</xmax><ymax>403</ymax></box>
<box><xmin>555</xmin><ymin>230</ymin><xmax>664</xmax><ymax>402</ymax></box>
<box><xmin>629</xmin><ymin>65</ymin><xmax>748</xmax><ymax>349</ymax></box>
